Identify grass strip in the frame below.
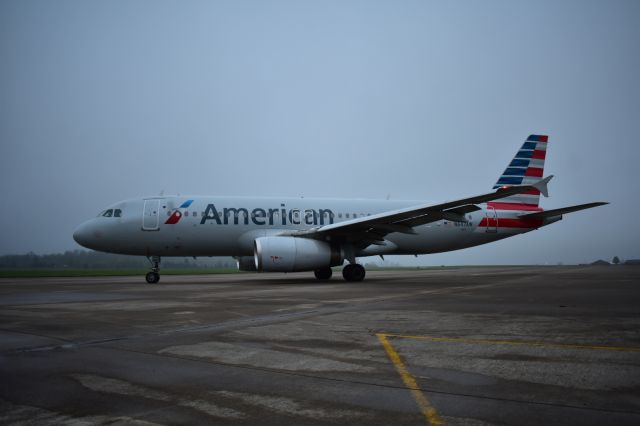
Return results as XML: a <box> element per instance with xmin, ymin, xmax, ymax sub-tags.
<box><xmin>0</xmin><ymin>269</ymin><xmax>242</xmax><ymax>278</ymax></box>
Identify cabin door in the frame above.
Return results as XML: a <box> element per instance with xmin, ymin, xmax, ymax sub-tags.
<box><xmin>142</xmin><ymin>199</ymin><xmax>161</xmax><ymax>231</ymax></box>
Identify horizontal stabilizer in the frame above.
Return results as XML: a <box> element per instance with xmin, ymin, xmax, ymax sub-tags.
<box><xmin>518</xmin><ymin>202</ymin><xmax>608</xmax><ymax>219</ymax></box>
<box><xmin>532</xmin><ymin>175</ymin><xmax>553</xmax><ymax>198</ymax></box>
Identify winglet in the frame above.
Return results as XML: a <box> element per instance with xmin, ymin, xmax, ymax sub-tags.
<box><xmin>533</xmin><ymin>175</ymin><xmax>553</xmax><ymax>198</ymax></box>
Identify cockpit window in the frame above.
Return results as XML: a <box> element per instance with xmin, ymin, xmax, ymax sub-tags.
<box><xmin>102</xmin><ymin>209</ymin><xmax>113</xmax><ymax>217</ymax></box>
<box><xmin>113</xmin><ymin>209</ymin><xmax>122</xmax><ymax>217</ymax></box>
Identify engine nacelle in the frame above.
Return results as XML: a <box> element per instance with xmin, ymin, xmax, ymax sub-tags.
<box><xmin>236</xmin><ymin>256</ymin><xmax>257</xmax><ymax>271</ymax></box>
<box><xmin>254</xmin><ymin>237</ymin><xmax>343</xmax><ymax>272</ymax></box>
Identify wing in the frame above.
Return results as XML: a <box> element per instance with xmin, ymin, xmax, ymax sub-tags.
<box><xmin>283</xmin><ymin>176</ymin><xmax>554</xmax><ymax>246</ymax></box>
<box><xmin>518</xmin><ymin>202</ymin><xmax>608</xmax><ymax>219</ymax></box>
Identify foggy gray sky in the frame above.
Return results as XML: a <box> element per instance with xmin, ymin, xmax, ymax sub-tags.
<box><xmin>1</xmin><ymin>0</ymin><xmax>639</xmax><ymax>265</ymax></box>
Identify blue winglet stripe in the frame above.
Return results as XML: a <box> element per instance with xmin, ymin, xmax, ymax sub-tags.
<box><xmin>180</xmin><ymin>200</ymin><xmax>194</xmax><ymax>208</ymax></box>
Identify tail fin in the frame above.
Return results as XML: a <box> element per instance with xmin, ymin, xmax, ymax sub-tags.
<box><xmin>491</xmin><ymin>134</ymin><xmax>548</xmax><ymax>208</ymax></box>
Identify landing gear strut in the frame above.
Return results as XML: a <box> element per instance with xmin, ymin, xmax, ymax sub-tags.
<box><xmin>314</xmin><ymin>267</ymin><xmax>333</xmax><ymax>281</ymax></box>
<box><xmin>145</xmin><ymin>256</ymin><xmax>161</xmax><ymax>284</ymax></box>
<box><xmin>342</xmin><ymin>263</ymin><xmax>365</xmax><ymax>282</ymax></box>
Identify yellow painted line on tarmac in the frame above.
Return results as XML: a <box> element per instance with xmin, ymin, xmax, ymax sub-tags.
<box><xmin>377</xmin><ymin>332</ymin><xmax>639</xmax><ymax>424</ymax></box>
<box><xmin>376</xmin><ymin>333</ymin><xmax>445</xmax><ymax>426</ymax></box>
<box><xmin>381</xmin><ymin>334</ymin><xmax>640</xmax><ymax>353</ymax></box>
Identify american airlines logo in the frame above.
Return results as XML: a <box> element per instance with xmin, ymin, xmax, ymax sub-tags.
<box><xmin>165</xmin><ymin>201</ymin><xmax>336</xmax><ymax>226</ymax></box>
<box><xmin>165</xmin><ymin>200</ymin><xmax>193</xmax><ymax>225</ymax></box>
<box><xmin>199</xmin><ymin>203</ymin><xmax>335</xmax><ymax>226</ymax></box>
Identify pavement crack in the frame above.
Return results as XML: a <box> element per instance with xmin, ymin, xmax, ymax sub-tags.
<box><xmin>101</xmin><ymin>343</ymin><xmax>640</xmax><ymax>418</ymax></box>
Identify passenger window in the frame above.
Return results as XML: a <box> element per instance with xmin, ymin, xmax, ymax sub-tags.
<box><xmin>102</xmin><ymin>209</ymin><xmax>113</xmax><ymax>217</ymax></box>
<box><xmin>346</xmin><ymin>213</ymin><xmax>350</xmax><ymax>218</ymax></box>
<box><xmin>114</xmin><ymin>209</ymin><xmax>122</xmax><ymax>217</ymax></box>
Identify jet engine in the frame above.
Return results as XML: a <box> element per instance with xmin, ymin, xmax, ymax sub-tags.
<box><xmin>236</xmin><ymin>256</ymin><xmax>257</xmax><ymax>271</ymax></box>
<box><xmin>254</xmin><ymin>237</ymin><xmax>343</xmax><ymax>272</ymax></box>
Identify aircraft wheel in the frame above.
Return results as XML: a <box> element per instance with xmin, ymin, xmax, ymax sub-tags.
<box><xmin>145</xmin><ymin>272</ymin><xmax>160</xmax><ymax>284</ymax></box>
<box><xmin>342</xmin><ymin>264</ymin><xmax>365</xmax><ymax>282</ymax></box>
<box><xmin>314</xmin><ymin>267</ymin><xmax>332</xmax><ymax>281</ymax></box>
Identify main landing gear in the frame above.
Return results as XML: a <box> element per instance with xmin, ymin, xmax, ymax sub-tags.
<box><xmin>313</xmin><ymin>264</ymin><xmax>366</xmax><ymax>282</ymax></box>
<box><xmin>314</xmin><ymin>267</ymin><xmax>332</xmax><ymax>280</ymax></box>
<box><xmin>145</xmin><ymin>256</ymin><xmax>161</xmax><ymax>284</ymax></box>
<box><xmin>342</xmin><ymin>263</ymin><xmax>366</xmax><ymax>282</ymax></box>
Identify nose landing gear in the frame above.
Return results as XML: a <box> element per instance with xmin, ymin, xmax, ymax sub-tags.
<box><xmin>145</xmin><ymin>256</ymin><xmax>161</xmax><ymax>284</ymax></box>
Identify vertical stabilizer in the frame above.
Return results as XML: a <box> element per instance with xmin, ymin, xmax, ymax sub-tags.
<box><xmin>491</xmin><ymin>135</ymin><xmax>548</xmax><ymax>209</ymax></box>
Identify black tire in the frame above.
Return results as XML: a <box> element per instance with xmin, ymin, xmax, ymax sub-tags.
<box><xmin>314</xmin><ymin>267</ymin><xmax>333</xmax><ymax>280</ymax></box>
<box><xmin>342</xmin><ymin>264</ymin><xmax>365</xmax><ymax>282</ymax></box>
<box><xmin>145</xmin><ymin>272</ymin><xmax>160</xmax><ymax>284</ymax></box>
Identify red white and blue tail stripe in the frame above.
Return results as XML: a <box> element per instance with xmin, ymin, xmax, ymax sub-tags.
<box><xmin>490</xmin><ymin>135</ymin><xmax>548</xmax><ymax>210</ymax></box>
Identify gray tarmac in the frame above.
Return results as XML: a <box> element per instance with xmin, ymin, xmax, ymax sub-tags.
<box><xmin>0</xmin><ymin>266</ymin><xmax>639</xmax><ymax>425</ymax></box>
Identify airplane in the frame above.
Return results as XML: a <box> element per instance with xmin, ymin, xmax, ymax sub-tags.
<box><xmin>73</xmin><ymin>135</ymin><xmax>607</xmax><ymax>283</ymax></box>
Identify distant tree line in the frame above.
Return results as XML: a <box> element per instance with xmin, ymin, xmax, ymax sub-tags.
<box><xmin>0</xmin><ymin>250</ymin><xmax>235</xmax><ymax>270</ymax></box>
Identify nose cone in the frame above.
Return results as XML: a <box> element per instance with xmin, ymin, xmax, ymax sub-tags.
<box><xmin>73</xmin><ymin>221</ymin><xmax>95</xmax><ymax>249</ymax></box>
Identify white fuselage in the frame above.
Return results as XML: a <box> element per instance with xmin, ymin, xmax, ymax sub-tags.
<box><xmin>73</xmin><ymin>195</ymin><xmax>555</xmax><ymax>258</ymax></box>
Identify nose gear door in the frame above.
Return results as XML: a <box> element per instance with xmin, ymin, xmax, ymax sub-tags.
<box><xmin>142</xmin><ymin>199</ymin><xmax>162</xmax><ymax>231</ymax></box>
